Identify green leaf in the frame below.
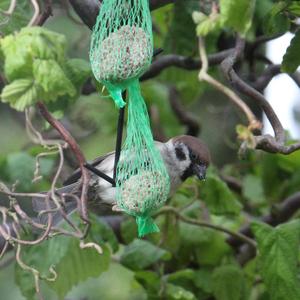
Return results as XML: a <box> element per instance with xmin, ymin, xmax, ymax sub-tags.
<box><xmin>281</xmin><ymin>30</ymin><xmax>300</xmax><ymax>73</ymax></box>
<box><xmin>121</xmin><ymin>217</ymin><xmax>138</xmax><ymax>244</ymax></box>
<box><xmin>251</xmin><ymin>221</ymin><xmax>300</xmax><ymax>300</ymax></box>
<box><xmin>200</xmin><ymin>170</ymin><xmax>242</xmax><ymax>215</ymax></box>
<box><xmin>120</xmin><ymin>239</ymin><xmax>171</xmax><ymax>271</ymax></box>
<box><xmin>196</xmin><ymin>15</ymin><xmax>222</xmax><ymax>37</ymax></box>
<box><xmin>263</xmin><ymin>2</ymin><xmax>290</xmax><ymax>35</ymax></box>
<box><xmin>0</xmin><ymin>27</ymin><xmax>66</xmax><ymax>81</ymax></box>
<box><xmin>212</xmin><ymin>265</ymin><xmax>248</xmax><ymax>300</ymax></box>
<box><xmin>15</xmin><ymin>235</ymin><xmax>71</xmax><ymax>300</ymax></box>
<box><xmin>194</xmin><ymin>231</ymin><xmax>231</xmax><ymax>266</ymax></box>
<box><xmin>0</xmin><ymin>1</ymin><xmax>31</xmax><ymax>35</ymax></box>
<box><xmin>135</xmin><ymin>270</ymin><xmax>160</xmax><ymax>297</ymax></box>
<box><xmin>220</xmin><ymin>0</ymin><xmax>256</xmax><ymax>35</ymax></box>
<box><xmin>1</xmin><ymin>79</ymin><xmax>37</xmax><ymax>111</ymax></box>
<box><xmin>166</xmin><ymin>283</ymin><xmax>197</xmax><ymax>300</ymax></box>
<box><xmin>89</xmin><ymin>214</ymin><xmax>119</xmax><ymax>253</ymax></box>
<box><xmin>33</xmin><ymin>59</ymin><xmax>76</xmax><ymax>101</ymax></box>
<box><xmin>192</xmin><ymin>11</ymin><xmax>207</xmax><ymax>24</ymax></box>
<box><xmin>49</xmin><ymin>239</ymin><xmax>110</xmax><ymax>299</ymax></box>
<box><xmin>67</xmin><ymin>263</ymin><xmax>147</xmax><ymax>300</ymax></box>
<box><xmin>287</xmin><ymin>1</ymin><xmax>300</xmax><ymax>16</ymax></box>
<box><xmin>243</xmin><ymin>174</ymin><xmax>265</xmax><ymax>205</ymax></box>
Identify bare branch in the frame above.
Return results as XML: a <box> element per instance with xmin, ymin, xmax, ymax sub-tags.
<box><xmin>36</xmin><ymin>101</ymin><xmax>90</xmax><ymax>228</ymax></box>
<box><xmin>34</xmin><ymin>0</ymin><xmax>53</xmax><ymax>26</ymax></box>
<box><xmin>2</xmin><ymin>0</ymin><xmax>17</xmax><ymax>15</ymax></box>
<box><xmin>28</xmin><ymin>0</ymin><xmax>40</xmax><ymax>27</ymax></box>
<box><xmin>141</xmin><ymin>49</ymin><xmax>234</xmax><ymax>81</ymax></box>
<box><xmin>68</xmin><ymin>0</ymin><xmax>175</xmax><ymax>30</ymax></box>
<box><xmin>198</xmin><ymin>37</ymin><xmax>261</xmax><ymax>130</ymax></box>
<box><xmin>227</xmin><ymin>191</ymin><xmax>300</xmax><ymax>265</ymax></box>
<box><xmin>156</xmin><ymin>206</ymin><xmax>257</xmax><ymax>248</ymax></box>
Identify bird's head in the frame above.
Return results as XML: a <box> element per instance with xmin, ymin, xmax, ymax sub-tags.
<box><xmin>167</xmin><ymin>135</ymin><xmax>210</xmax><ymax>181</ymax></box>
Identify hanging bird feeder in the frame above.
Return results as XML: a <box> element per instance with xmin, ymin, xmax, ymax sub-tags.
<box><xmin>87</xmin><ymin>0</ymin><xmax>170</xmax><ymax>237</ymax></box>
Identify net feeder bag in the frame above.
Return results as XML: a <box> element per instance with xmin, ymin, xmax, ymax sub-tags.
<box><xmin>90</xmin><ymin>0</ymin><xmax>170</xmax><ymax>237</ymax></box>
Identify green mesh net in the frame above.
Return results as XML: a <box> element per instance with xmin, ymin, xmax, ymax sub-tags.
<box><xmin>90</xmin><ymin>0</ymin><xmax>170</xmax><ymax>237</ymax></box>
<box><xmin>90</xmin><ymin>0</ymin><xmax>153</xmax><ymax>108</ymax></box>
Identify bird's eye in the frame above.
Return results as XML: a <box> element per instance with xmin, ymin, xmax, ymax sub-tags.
<box><xmin>191</xmin><ymin>153</ymin><xmax>197</xmax><ymax>160</ymax></box>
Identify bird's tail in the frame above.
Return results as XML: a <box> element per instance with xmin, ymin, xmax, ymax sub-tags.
<box><xmin>32</xmin><ymin>183</ymin><xmax>79</xmax><ymax>226</ymax></box>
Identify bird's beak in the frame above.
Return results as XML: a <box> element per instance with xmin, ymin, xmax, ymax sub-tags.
<box><xmin>193</xmin><ymin>164</ymin><xmax>207</xmax><ymax>180</ymax></box>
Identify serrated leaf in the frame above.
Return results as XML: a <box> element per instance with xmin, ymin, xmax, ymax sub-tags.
<box><xmin>220</xmin><ymin>0</ymin><xmax>256</xmax><ymax>35</ymax></box>
<box><xmin>194</xmin><ymin>231</ymin><xmax>231</xmax><ymax>266</ymax></box>
<box><xmin>281</xmin><ymin>30</ymin><xmax>300</xmax><ymax>73</ymax></box>
<box><xmin>263</xmin><ymin>2</ymin><xmax>290</xmax><ymax>35</ymax></box>
<box><xmin>49</xmin><ymin>239</ymin><xmax>110</xmax><ymax>299</ymax></box>
<box><xmin>120</xmin><ymin>239</ymin><xmax>171</xmax><ymax>270</ymax></box>
<box><xmin>15</xmin><ymin>235</ymin><xmax>71</xmax><ymax>300</ymax></box>
<box><xmin>200</xmin><ymin>171</ymin><xmax>242</xmax><ymax>215</ymax></box>
<box><xmin>33</xmin><ymin>59</ymin><xmax>76</xmax><ymax>101</ymax></box>
<box><xmin>89</xmin><ymin>215</ymin><xmax>119</xmax><ymax>253</ymax></box>
<box><xmin>251</xmin><ymin>220</ymin><xmax>300</xmax><ymax>300</ymax></box>
<box><xmin>287</xmin><ymin>1</ymin><xmax>300</xmax><ymax>16</ymax></box>
<box><xmin>1</xmin><ymin>79</ymin><xmax>37</xmax><ymax>111</ymax></box>
<box><xmin>212</xmin><ymin>265</ymin><xmax>248</xmax><ymax>300</ymax></box>
<box><xmin>0</xmin><ymin>27</ymin><xmax>66</xmax><ymax>81</ymax></box>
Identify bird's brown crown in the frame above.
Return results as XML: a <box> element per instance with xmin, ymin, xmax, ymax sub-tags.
<box><xmin>171</xmin><ymin>135</ymin><xmax>211</xmax><ymax>166</ymax></box>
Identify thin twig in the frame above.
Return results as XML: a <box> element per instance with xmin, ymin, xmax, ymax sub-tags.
<box><xmin>36</xmin><ymin>101</ymin><xmax>90</xmax><ymax>230</ymax></box>
<box><xmin>198</xmin><ymin>37</ymin><xmax>261</xmax><ymax>131</ymax></box>
<box><xmin>156</xmin><ymin>206</ymin><xmax>257</xmax><ymax>248</ymax></box>
<box><xmin>28</xmin><ymin>0</ymin><xmax>40</xmax><ymax>26</ymax></box>
<box><xmin>2</xmin><ymin>0</ymin><xmax>17</xmax><ymax>15</ymax></box>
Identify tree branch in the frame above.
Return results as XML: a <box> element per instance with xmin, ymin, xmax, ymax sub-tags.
<box><xmin>220</xmin><ymin>36</ymin><xmax>300</xmax><ymax>154</ymax></box>
<box><xmin>156</xmin><ymin>206</ymin><xmax>257</xmax><ymax>248</ymax></box>
<box><xmin>36</xmin><ymin>101</ymin><xmax>90</xmax><ymax>227</ymax></box>
<box><xmin>34</xmin><ymin>0</ymin><xmax>53</xmax><ymax>26</ymax></box>
<box><xmin>68</xmin><ymin>0</ymin><xmax>175</xmax><ymax>30</ymax></box>
<box><xmin>227</xmin><ymin>191</ymin><xmax>300</xmax><ymax>248</ymax></box>
<box><xmin>141</xmin><ymin>49</ymin><xmax>234</xmax><ymax>81</ymax></box>
<box><xmin>198</xmin><ymin>37</ymin><xmax>260</xmax><ymax>130</ymax></box>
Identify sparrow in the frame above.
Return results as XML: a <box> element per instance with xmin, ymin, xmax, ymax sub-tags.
<box><xmin>33</xmin><ymin>135</ymin><xmax>210</xmax><ymax>221</ymax></box>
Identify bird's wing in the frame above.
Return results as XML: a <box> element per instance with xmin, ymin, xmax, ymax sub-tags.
<box><xmin>63</xmin><ymin>151</ymin><xmax>115</xmax><ymax>185</ymax></box>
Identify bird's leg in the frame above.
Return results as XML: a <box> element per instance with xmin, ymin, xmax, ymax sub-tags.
<box><xmin>112</xmin><ymin>203</ymin><xmax>124</xmax><ymax>212</ymax></box>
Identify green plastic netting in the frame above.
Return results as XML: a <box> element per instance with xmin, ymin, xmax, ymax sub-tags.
<box><xmin>90</xmin><ymin>0</ymin><xmax>153</xmax><ymax>108</ymax></box>
<box><xmin>90</xmin><ymin>0</ymin><xmax>170</xmax><ymax>237</ymax></box>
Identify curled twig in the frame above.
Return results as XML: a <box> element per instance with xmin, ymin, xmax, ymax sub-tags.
<box><xmin>198</xmin><ymin>37</ymin><xmax>261</xmax><ymax>131</ymax></box>
<box><xmin>28</xmin><ymin>0</ymin><xmax>40</xmax><ymax>27</ymax></box>
<box><xmin>36</xmin><ymin>101</ymin><xmax>90</xmax><ymax>231</ymax></box>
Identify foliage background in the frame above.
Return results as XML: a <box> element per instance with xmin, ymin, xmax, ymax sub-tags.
<box><xmin>0</xmin><ymin>0</ymin><xmax>300</xmax><ymax>299</ymax></box>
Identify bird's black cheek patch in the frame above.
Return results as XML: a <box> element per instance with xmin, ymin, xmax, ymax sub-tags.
<box><xmin>181</xmin><ymin>166</ymin><xmax>193</xmax><ymax>181</ymax></box>
<box><xmin>175</xmin><ymin>147</ymin><xmax>186</xmax><ymax>161</ymax></box>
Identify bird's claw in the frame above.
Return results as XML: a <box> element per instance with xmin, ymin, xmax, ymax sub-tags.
<box><xmin>112</xmin><ymin>204</ymin><xmax>124</xmax><ymax>212</ymax></box>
